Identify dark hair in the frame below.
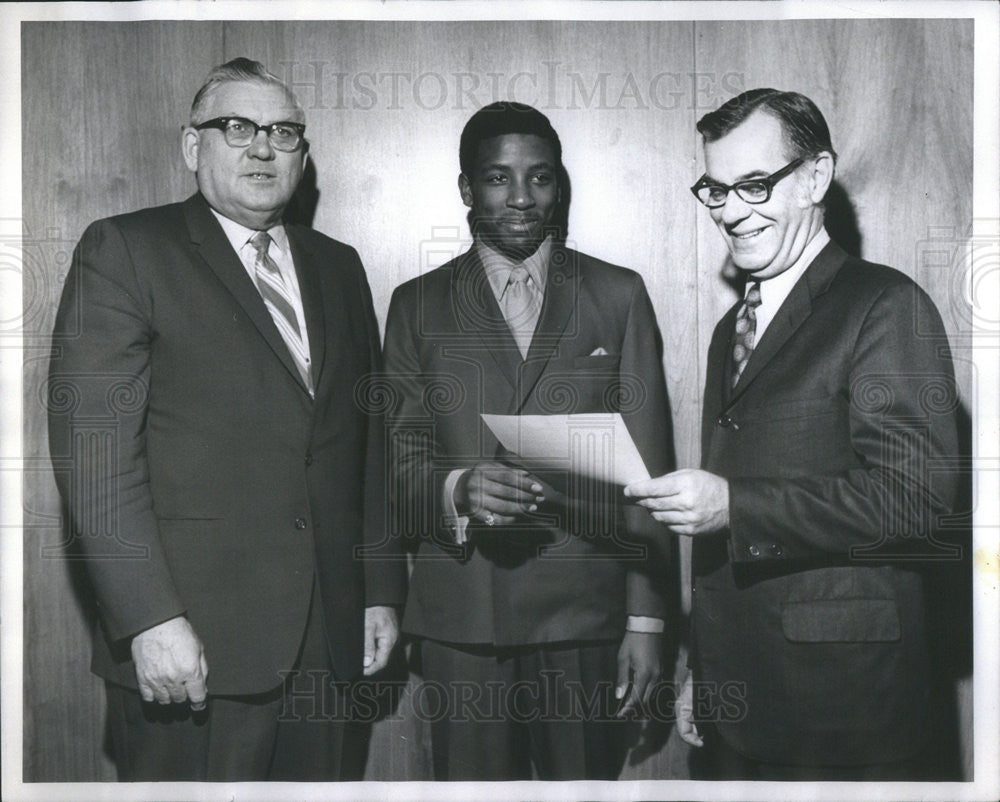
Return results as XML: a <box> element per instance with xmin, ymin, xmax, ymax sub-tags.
<box><xmin>696</xmin><ymin>88</ymin><xmax>837</xmax><ymax>164</ymax></box>
<box><xmin>190</xmin><ymin>57</ymin><xmax>298</xmax><ymax>125</ymax></box>
<box><xmin>459</xmin><ymin>101</ymin><xmax>563</xmax><ymax>175</ymax></box>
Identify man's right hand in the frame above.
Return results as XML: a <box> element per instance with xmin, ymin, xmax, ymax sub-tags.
<box><xmin>675</xmin><ymin>670</ymin><xmax>704</xmax><ymax>748</ymax></box>
<box><xmin>455</xmin><ymin>461</ymin><xmax>545</xmax><ymax>527</ymax></box>
<box><xmin>130</xmin><ymin>615</ymin><xmax>209</xmax><ymax>708</ymax></box>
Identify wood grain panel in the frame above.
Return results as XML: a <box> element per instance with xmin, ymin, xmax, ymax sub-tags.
<box><xmin>21</xmin><ymin>21</ymin><xmax>222</xmax><ymax>781</ymax></box>
<box><xmin>221</xmin><ymin>19</ymin><xmax>700</xmax><ymax>780</ymax></box>
<box><xmin>222</xmin><ymin>17</ymin><xmax>704</xmax><ymax>502</ymax></box>
<box><xmin>21</xmin><ymin>17</ymin><xmax>973</xmax><ymax>782</ymax></box>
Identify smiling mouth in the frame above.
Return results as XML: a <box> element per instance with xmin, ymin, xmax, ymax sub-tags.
<box><xmin>500</xmin><ymin>218</ymin><xmax>540</xmax><ymax>230</ymax></box>
<box><xmin>245</xmin><ymin>172</ymin><xmax>276</xmax><ymax>180</ymax></box>
<box><xmin>730</xmin><ymin>227</ymin><xmax>766</xmax><ymax>241</ymax></box>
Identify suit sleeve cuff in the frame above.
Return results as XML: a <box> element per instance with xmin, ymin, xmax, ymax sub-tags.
<box><xmin>728</xmin><ymin>478</ymin><xmax>792</xmax><ymax>562</ymax></box>
<box><xmin>626</xmin><ymin>615</ymin><xmax>665</xmax><ymax>634</ymax></box>
<box><xmin>442</xmin><ymin>468</ymin><xmax>470</xmax><ymax>544</ymax></box>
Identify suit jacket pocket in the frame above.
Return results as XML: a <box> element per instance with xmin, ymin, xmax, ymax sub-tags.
<box><xmin>571</xmin><ymin>354</ymin><xmax>621</xmax><ymax>371</ymax></box>
<box><xmin>531</xmin><ymin>356</ymin><xmax>622</xmax><ymax>414</ymax></box>
<box><xmin>781</xmin><ymin>599</ymin><xmax>901</xmax><ymax>642</ymax></box>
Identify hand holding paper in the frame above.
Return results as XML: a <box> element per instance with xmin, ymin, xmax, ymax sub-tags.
<box><xmin>624</xmin><ymin>469</ymin><xmax>730</xmax><ymax>536</ymax></box>
<box><xmin>456</xmin><ymin>461</ymin><xmax>545</xmax><ymax>528</ymax></box>
<box><xmin>480</xmin><ymin>413</ymin><xmax>650</xmax><ymax>486</ymax></box>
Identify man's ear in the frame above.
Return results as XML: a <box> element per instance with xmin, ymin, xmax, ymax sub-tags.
<box><xmin>458</xmin><ymin>173</ymin><xmax>473</xmax><ymax>209</ymax></box>
<box><xmin>808</xmin><ymin>151</ymin><xmax>835</xmax><ymax>204</ymax></box>
<box><xmin>181</xmin><ymin>127</ymin><xmax>199</xmax><ymax>172</ymax></box>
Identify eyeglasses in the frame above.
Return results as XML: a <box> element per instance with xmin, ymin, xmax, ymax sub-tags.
<box><xmin>690</xmin><ymin>158</ymin><xmax>804</xmax><ymax>208</ymax></box>
<box><xmin>194</xmin><ymin>116</ymin><xmax>306</xmax><ymax>152</ymax></box>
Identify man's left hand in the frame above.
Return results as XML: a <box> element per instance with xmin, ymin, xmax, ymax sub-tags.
<box><xmin>625</xmin><ymin>469</ymin><xmax>730</xmax><ymax>536</ymax></box>
<box><xmin>363</xmin><ymin>605</ymin><xmax>399</xmax><ymax>676</ymax></box>
<box><xmin>615</xmin><ymin>631</ymin><xmax>662</xmax><ymax>718</ymax></box>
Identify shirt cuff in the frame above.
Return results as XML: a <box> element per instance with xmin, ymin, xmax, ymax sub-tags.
<box><xmin>626</xmin><ymin>615</ymin><xmax>665</xmax><ymax>634</ymax></box>
<box><xmin>442</xmin><ymin>468</ymin><xmax>470</xmax><ymax>545</ymax></box>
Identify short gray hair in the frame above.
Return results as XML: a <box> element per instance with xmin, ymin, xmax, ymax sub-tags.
<box><xmin>189</xmin><ymin>57</ymin><xmax>300</xmax><ymax>125</ymax></box>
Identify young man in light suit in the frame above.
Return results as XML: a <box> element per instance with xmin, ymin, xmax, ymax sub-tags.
<box><xmin>382</xmin><ymin>102</ymin><xmax>674</xmax><ymax>780</ymax></box>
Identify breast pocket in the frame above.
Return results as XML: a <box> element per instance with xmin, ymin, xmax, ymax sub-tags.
<box><xmin>571</xmin><ymin>354</ymin><xmax>621</xmax><ymax>371</ymax></box>
<box><xmin>532</xmin><ymin>355</ymin><xmax>623</xmax><ymax>414</ymax></box>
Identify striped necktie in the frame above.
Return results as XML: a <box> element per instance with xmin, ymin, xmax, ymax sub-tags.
<box><xmin>249</xmin><ymin>231</ymin><xmax>313</xmax><ymax>394</ymax></box>
<box><xmin>731</xmin><ymin>280</ymin><xmax>762</xmax><ymax>388</ymax></box>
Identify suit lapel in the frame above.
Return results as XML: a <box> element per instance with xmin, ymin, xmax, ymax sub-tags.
<box><xmin>286</xmin><ymin>227</ymin><xmax>327</xmax><ymax>392</ymax></box>
<box><xmin>183</xmin><ymin>194</ymin><xmax>312</xmax><ymax>397</ymax></box>
<box><xmin>452</xmin><ymin>248</ymin><xmax>523</xmax><ymax>388</ymax></box>
<box><xmin>728</xmin><ymin>241</ymin><xmax>847</xmax><ymax>405</ymax></box>
<box><xmin>699</xmin><ymin>304</ymin><xmax>738</xmax><ymax>470</ymax></box>
<box><xmin>513</xmin><ymin>244</ymin><xmax>579</xmax><ymax>413</ymax></box>
<box><xmin>450</xmin><ymin>242</ymin><xmax>580</xmax><ymax>415</ymax></box>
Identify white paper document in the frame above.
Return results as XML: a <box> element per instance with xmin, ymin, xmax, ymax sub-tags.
<box><xmin>480</xmin><ymin>413</ymin><xmax>650</xmax><ymax>486</ymax></box>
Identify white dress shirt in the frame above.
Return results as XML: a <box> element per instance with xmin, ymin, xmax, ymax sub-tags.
<box><xmin>210</xmin><ymin>209</ymin><xmax>312</xmax><ymax>375</ymax></box>
<box><xmin>750</xmin><ymin>228</ymin><xmax>830</xmax><ymax>346</ymax></box>
<box><xmin>478</xmin><ymin>235</ymin><xmax>551</xmax><ymax>303</ymax></box>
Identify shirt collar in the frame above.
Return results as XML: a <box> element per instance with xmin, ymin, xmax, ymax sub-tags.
<box><xmin>209</xmin><ymin>208</ymin><xmax>289</xmax><ymax>258</ymax></box>
<box><xmin>752</xmin><ymin>228</ymin><xmax>830</xmax><ymax>306</ymax></box>
<box><xmin>476</xmin><ymin>236</ymin><xmax>552</xmax><ymax>300</ymax></box>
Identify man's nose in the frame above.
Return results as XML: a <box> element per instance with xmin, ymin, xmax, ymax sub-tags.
<box><xmin>506</xmin><ymin>179</ymin><xmax>535</xmax><ymax>209</ymax></box>
<box><xmin>718</xmin><ymin>190</ymin><xmax>752</xmax><ymax>225</ymax></box>
<box><xmin>246</xmin><ymin>130</ymin><xmax>275</xmax><ymax>159</ymax></box>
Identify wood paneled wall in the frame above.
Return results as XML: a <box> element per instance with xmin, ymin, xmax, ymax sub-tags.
<box><xmin>21</xmin><ymin>19</ymin><xmax>973</xmax><ymax>782</ymax></box>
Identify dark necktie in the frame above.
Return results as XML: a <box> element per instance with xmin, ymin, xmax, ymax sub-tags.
<box><xmin>731</xmin><ymin>281</ymin><xmax>762</xmax><ymax>388</ymax></box>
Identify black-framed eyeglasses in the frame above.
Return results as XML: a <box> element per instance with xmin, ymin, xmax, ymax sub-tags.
<box><xmin>690</xmin><ymin>158</ymin><xmax>804</xmax><ymax>208</ymax></box>
<box><xmin>194</xmin><ymin>116</ymin><xmax>306</xmax><ymax>152</ymax></box>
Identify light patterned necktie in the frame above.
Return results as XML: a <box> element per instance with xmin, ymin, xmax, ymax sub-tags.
<box><xmin>731</xmin><ymin>281</ymin><xmax>762</xmax><ymax>388</ymax></box>
<box><xmin>501</xmin><ymin>265</ymin><xmax>542</xmax><ymax>359</ymax></box>
<box><xmin>249</xmin><ymin>231</ymin><xmax>313</xmax><ymax>394</ymax></box>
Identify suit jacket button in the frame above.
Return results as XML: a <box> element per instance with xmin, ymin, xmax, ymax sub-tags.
<box><xmin>295</xmin><ymin>517</ymin><xmax>307</xmax><ymax>530</ymax></box>
<box><xmin>770</xmin><ymin>543</ymin><xmax>783</xmax><ymax>557</ymax></box>
<box><xmin>748</xmin><ymin>544</ymin><xmax>760</xmax><ymax>557</ymax></box>
<box><xmin>717</xmin><ymin>414</ymin><xmax>732</xmax><ymax>428</ymax></box>
<box><xmin>305</xmin><ymin>451</ymin><xmax>313</xmax><ymax>466</ymax></box>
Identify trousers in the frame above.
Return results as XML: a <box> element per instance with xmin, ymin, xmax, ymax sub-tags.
<box><xmin>106</xmin><ymin>576</ymin><xmax>347</xmax><ymax>781</ymax></box>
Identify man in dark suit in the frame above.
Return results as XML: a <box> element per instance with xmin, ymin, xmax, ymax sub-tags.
<box><xmin>381</xmin><ymin>102</ymin><xmax>674</xmax><ymax>780</ymax></box>
<box><xmin>626</xmin><ymin>89</ymin><xmax>959</xmax><ymax>779</ymax></box>
<box><xmin>47</xmin><ymin>58</ymin><xmax>404</xmax><ymax>781</ymax></box>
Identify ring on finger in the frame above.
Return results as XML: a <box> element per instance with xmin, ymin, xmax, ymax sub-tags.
<box><xmin>484</xmin><ymin>513</ymin><xmax>496</xmax><ymax>526</ymax></box>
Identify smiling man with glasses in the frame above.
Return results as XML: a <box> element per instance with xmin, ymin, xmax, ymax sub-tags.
<box><xmin>48</xmin><ymin>57</ymin><xmax>404</xmax><ymax>781</ymax></box>
<box><xmin>626</xmin><ymin>88</ymin><xmax>959</xmax><ymax>780</ymax></box>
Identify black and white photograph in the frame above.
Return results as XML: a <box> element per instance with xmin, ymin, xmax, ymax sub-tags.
<box><xmin>1</xmin><ymin>1</ymin><xmax>997</xmax><ymax>800</ymax></box>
